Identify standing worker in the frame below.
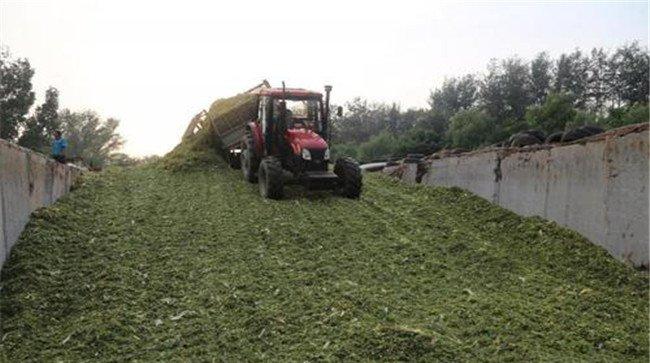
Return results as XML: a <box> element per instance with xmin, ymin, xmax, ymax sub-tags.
<box><xmin>51</xmin><ymin>130</ymin><xmax>68</xmax><ymax>163</ymax></box>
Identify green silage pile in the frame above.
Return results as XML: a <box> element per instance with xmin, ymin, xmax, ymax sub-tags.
<box><xmin>161</xmin><ymin>93</ymin><xmax>258</xmax><ymax>171</ymax></box>
<box><xmin>1</xmin><ymin>163</ymin><xmax>648</xmax><ymax>361</ymax></box>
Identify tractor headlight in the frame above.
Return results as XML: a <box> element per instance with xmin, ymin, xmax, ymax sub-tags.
<box><xmin>301</xmin><ymin>148</ymin><xmax>312</xmax><ymax>160</ymax></box>
<box><xmin>324</xmin><ymin>148</ymin><xmax>330</xmax><ymax>160</ymax></box>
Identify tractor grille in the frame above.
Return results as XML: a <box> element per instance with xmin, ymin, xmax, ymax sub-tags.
<box><xmin>305</xmin><ymin>149</ymin><xmax>327</xmax><ymax>172</ymax></box>
<box><xmin>309</xmin><ymin>149</ymin><xmax>325</xmax><ymax>160</ymax></box>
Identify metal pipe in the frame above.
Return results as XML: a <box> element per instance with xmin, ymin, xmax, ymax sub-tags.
<box><xmin>324</xmin><ymin>85</ymin><xmax>332</xmax><ymax>140</ymax></box>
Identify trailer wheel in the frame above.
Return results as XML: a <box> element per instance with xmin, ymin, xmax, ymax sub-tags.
<box><xmin>228</xmin><ymin>151</ymin><xmax>241</xmax><ymax>169</ymax></box>
<box><xmin>241</xmin><ymin>136</ymin><xmax>258</xmax><ymax>183</ymax></box>
<box><xmin>334</xmin><ymin>157</ymin><xmax>362</xmax><ymax>199</ymax></box>
<box><xmin>258</xmin><ymin>157</ymin><xmax>284</xmax><ymax>199</ymax></box>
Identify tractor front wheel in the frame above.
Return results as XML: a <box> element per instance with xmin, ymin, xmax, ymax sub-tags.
<box><xmin>334</xmin><ymin>157</ymin><xmax>362</xmax><ymax>198</ymax></box>
<box><xmin>258</xmin><ymin>156</ymin><xmax>284</xmax><ymax>199</ymax></box>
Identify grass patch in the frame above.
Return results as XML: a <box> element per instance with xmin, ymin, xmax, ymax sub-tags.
<box><xmin>0</xmin><ymin>162</ymin><xmax>647</xmax><ymax>361</ymax></box>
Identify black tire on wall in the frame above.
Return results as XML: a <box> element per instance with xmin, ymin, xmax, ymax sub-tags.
<box><xmin>562</xmin><ymin>125</ymin><xmax>604</xmax><ymax>142</ymax></box>
<box><xmin>258</xmin><ymin>156</ymin><xmax>284</xmax><ymax>199</ymax></box>
<box><xmin>546</xmin><ymin>131</ymin><xmax>564</xmax><ymax>144</ymax></box>
<box><xmin>561</xmin><ymin>127</ymin><xmax>591</xmax><ymax>142</ymax></box>
<box><xmin>581</xmin><ymin>125</ymin><xmax>604</xmax><ymax>136</ymax></box>
<box><xmin>510</xmin><ymin>133</ymin><xmax>541</xmax><ymax>147</ymax></box>
<box><xmin>523</xmin><ymin>129</ymin><xmax>546</xmax><ymax>143</ymax></box>
<box><xmin>334</xmin><ymin>157</ymin><xmax>363</xmax><ymax>199</ymax></box>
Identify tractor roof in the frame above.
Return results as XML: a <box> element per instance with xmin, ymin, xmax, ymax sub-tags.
<box><xmin>257</xmin><ymin>88</ymin><xmax>322</xmax><ymax>100</ymax></box>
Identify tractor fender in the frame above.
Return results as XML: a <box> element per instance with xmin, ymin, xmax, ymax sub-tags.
<box><xmin>246</xmin><ymin>121</ymin><xmax>264</xmax><ymax>157</ymax></box>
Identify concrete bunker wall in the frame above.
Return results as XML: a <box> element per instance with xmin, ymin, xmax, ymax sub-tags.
<box><xmin>0</xmin><ymin>139</ymin><xmax>83</xmax><ymax>270</ymax></box>
<box><xmin>409</xmin><ymin>127</ymin><xmax>649</xmax><ymax>266</ymax></box>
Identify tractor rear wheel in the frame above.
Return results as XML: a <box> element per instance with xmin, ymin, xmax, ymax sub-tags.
<box><xmin>241</xmin><ymin>136</ymin><xmax>259</xmax><ymax>183</ymax></box>
<box><xmin>334</xmin><ymin>157</ymin><xmax>362</xmax><ymax>199</ymax></box>
<box><xmin>258</xmin><ymin>156</ymin><xmax>284</xmax><ymax>199</ymax></box>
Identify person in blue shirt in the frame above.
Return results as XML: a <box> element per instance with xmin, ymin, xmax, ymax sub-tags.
<box><xmin>51</xmin><ymin>130</ymin><xmax>68</xmax><ymax>163</ymax></box>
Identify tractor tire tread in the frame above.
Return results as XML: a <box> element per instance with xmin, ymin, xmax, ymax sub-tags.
<box><xmin>335</xmin><ymin>157</ymin><xmax>363</xmax><ymax>199</ymax></box>
<box><xmin>241</xmin><ymin>134</ymin><xmax>259</xmax><ymax>183</ymax></box>
<box><xmin>259</xmin><ymin>156</ymin><xmax>284</xmax><ymax>199</ymax></box>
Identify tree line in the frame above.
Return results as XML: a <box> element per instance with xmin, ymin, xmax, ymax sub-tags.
<box><xmin>331</xmin><ymin>42</ymin><xmax>649</xmax><ymax>162</ymax></box>
<box><xmin>0</xmin><ymin>48</ymin><xmax>124</xmax><ymax>168</ymax></box>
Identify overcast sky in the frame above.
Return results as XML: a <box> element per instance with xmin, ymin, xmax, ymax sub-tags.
<box><xmin>1</xmin><ymin>0</ymin><xmax>647</xmax><ymax>156</ymax></box>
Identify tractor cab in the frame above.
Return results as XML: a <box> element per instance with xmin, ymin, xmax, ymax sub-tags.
<box><xmin>258</xmin><ymin>88</ymin><xmax>330</xmax><ymax>172</ymax></box>
<box><xmin>271</xmin><ymin>98</ymin><xmax>320</xmax><ymax>131</ymax></box>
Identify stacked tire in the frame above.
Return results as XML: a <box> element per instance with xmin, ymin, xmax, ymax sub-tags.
<box><xmin>509</xmin><ymin>129</ymin><xmax>545</xmax><ymax>147</ymax></box>
<box><xmin>561</xmin><ymin>125</ymin><xmax>604</xmax><ymax>142</ymax></box>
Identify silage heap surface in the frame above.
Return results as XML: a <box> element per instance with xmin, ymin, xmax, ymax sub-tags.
<box><xmin>0</xmin><ymin>162</ymin><xmax>648</xmax><ymax>362</ymax></box>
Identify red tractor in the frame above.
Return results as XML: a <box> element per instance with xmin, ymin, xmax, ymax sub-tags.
<box><xmin>238</xmin><ymin>85</ymin><xmax>362</xmax><ymax>199</ymax></box>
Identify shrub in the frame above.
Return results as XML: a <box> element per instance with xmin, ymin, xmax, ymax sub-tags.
<box><xmin>331</xmin><ymin>143</ymin><xmax>359</xmax><ymax>160</ymax></box>
<box><xmin>525</xmin><ymin>93</ymin><xmax>577</xmax><ymax>133</ymax></box>
<box><xmin>358</xmin><ymin>132</ymin><xmax>397</xmax><ymax>162</ymax></box>
<box><xmin>447</xmin><ymin>109</ymin><xmax>497</xmax><ymax>149</ymax></box>
<box><xmin>601</xmin><ymin>103</ymin><xmax>649</xmax><ymax>129</ymax></box>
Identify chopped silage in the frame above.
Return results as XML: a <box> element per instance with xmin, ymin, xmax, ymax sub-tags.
<box><xmin>161</xmin><ymin>92</ymin><xmax>258</xmax><ymax>171</ymax></box>
<box><xmin>0</xmin><ymin>163</ymin><xmax>647</xmax><ymax>361</ymax></box>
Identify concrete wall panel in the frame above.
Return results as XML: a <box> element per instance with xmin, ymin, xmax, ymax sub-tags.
<box><xmin>498</xmin><ymin>149</ymin><xmax>551</xmax><ymax>217</ymax></box>
<box><xmin>602</xmin><ymin>132</ymin><xmax>649</xmax><ymax>265</ymax></box>
<box><xmin>402</xmin><ymin>163</ymin><xmax>418</xmax><ymax>184</ymax></box>
<box><xmin>0</xmin><ymin>139</ymin><xmax>82</xmax><ymax>270</ymax></box>
<box><xmin>407</xmin><ymin>127</ymin><xmax>649</xmax><ymax>266</ymax></box>
<box><xmin>2</xmin><ymin>143</ymin><xmax>31</xmax><ymax>253</ymax></box>
<box><xmin>423</xmin><ymin>151</ymin><xmax>498</xmax><ymax>202</ymax></box>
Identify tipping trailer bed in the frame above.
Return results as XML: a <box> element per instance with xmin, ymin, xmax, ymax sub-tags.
<box><xmin>181</xmin><ymin>81</ymin><xmax>269</xmax><ymax>152</ymax></box>
<box><xmin>216</xmin><ymin>122</ymin><xmax>249</xmax><ymax>151</ymax></box>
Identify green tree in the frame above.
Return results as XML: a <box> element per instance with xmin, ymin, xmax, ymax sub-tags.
<box><xmin>525</xmin><ymin>93</ymin><xmax>577</xmax><ymax>133</ymax></box>
<box><xmin>58</xmin><ymin>109</ymin><xmax>124</xmax><ymax>169</ymax></box>
<box><xmin>331</xmin><ymin>98</ymin><xmax>380</xmax><ymax>143</ymax></box>
<box><xmin>479</xmin><ymin>57</ymin><xmax>532</xmax><ymax>136</ymax></box>
<box><xmin>554</xmin><ymin>50</ymin><xmax>590</xmax><ymax>108</ymax></box>
<box><xmin>480</xmin><ymin>59</ymin><xmax>507</xmax><ymax>119</ymax></box>
<box><xmin>429</xmin><ymin>75</ymin><xmax>479</xmax><ymax>118</ymax></box>
<box><xmin>447</xmin><ymin>109</ymin><xmax>497</xmax><ymax>149</ymax></box>
<box><xmin>413</xmin><ymin>109</ymin><xmax>449</xmax><ymax>136</ymax></box>
<box><xmin>0</xmin><ymin>49</ymin><xmax>35</xmax><ymax>140</ymax></box>
<box><xmin>586</xmin><ymin>48</ymin><xmax>611</xmax><ymax>113</ymax></box>
<box><xmin>385</xmin><ymin>103</ymin><xmax>402</xmax><ymax>135</ymax></box>
<box><xmin>18</xmin><ymin>87</ymin><xmax>59</xmax><ymax>152</ymax></box>
<box><xmin>609</xmin><ymin>42</ymin><xmax>649</xmax><ymax>107</ymax></box>
<box><xmin>530</xmin><ymin>52</ymin><xmax>553</xmax><ymax>105</ymax></box>
<box><xmin>427</xmin><ymin>75</ymin><xmax>479</xmax><ymax>136</ymax></box>
<box><xmin>501</xmin><ymin>57</ymin><xmax>533</xmax><ymax>120</ymax></box>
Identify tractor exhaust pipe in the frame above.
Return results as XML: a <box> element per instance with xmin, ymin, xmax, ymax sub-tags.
<box><xmin>324</xmin><ymin>85</ymin><xmax>332</xmax><ymax>120</ymax></box>
<box><xmin>324</xmin><ymin>85</ymin><xmax>332</xmax><ymax>140</ymax></box>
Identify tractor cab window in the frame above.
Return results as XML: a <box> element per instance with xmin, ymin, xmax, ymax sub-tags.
<box><xmin>272</xmin><ymin>99</ymin><xmax>322</xmax><ymax>131</ymax></box>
